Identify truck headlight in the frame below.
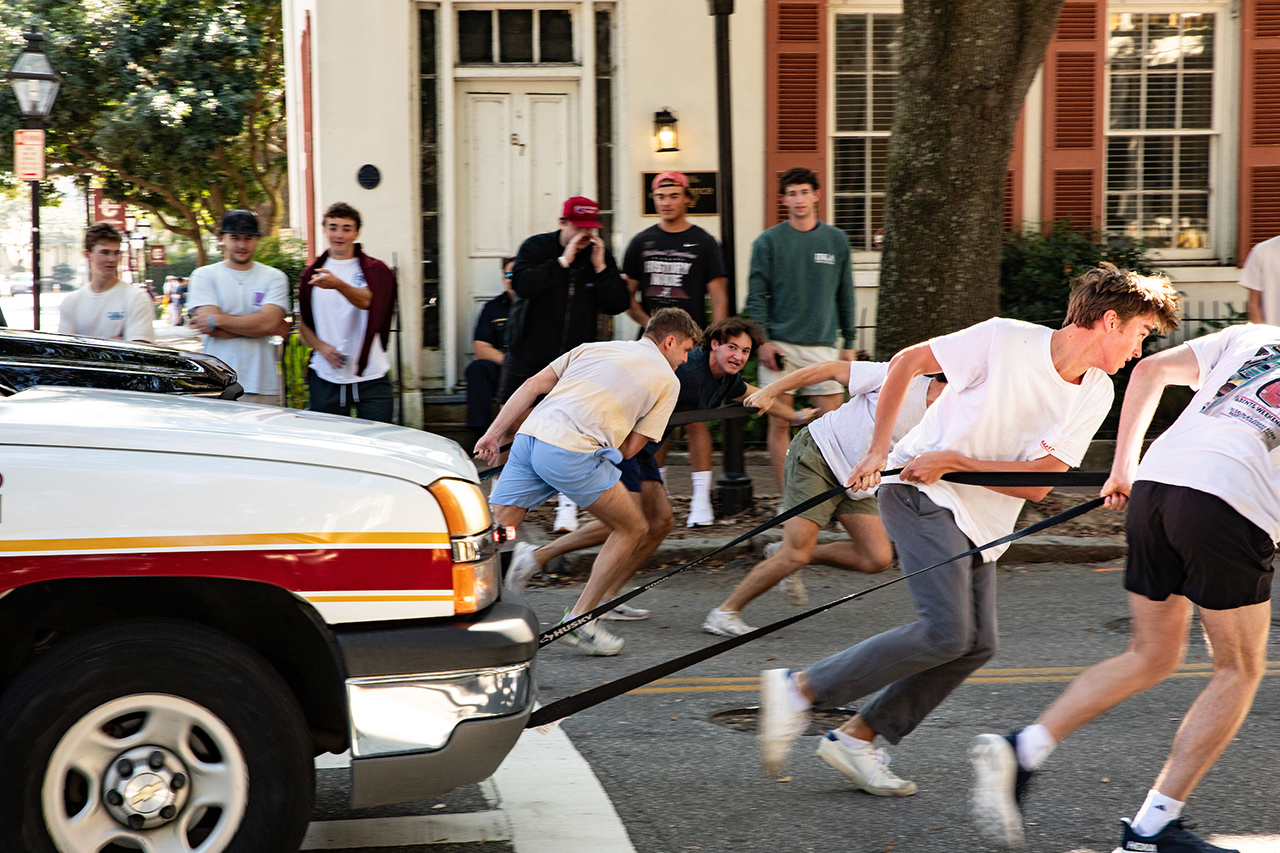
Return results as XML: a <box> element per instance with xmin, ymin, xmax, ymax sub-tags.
<box><xmin>427</xmin><ymin>479</ymin><xmax>492</xmax><ymax>536</ymax></box>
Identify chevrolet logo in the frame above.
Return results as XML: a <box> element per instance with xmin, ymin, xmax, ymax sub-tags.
<box><xmin>129</xmin><ymin>781</ymin><xmax>166</xmax><ymax>807</ymax></box>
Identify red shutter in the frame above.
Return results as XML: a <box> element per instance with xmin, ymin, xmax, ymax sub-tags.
<box><xmin>1041</xmin><ymin>1</ymin><xmax>1104</xmax><ymax>231</ymax></box>
<box><xmin>1240</xmin><ymin>1</ymin><xmax>1280</xmax><ymax>262</ymax></box>
<box><xmin>765</xmin><ymin>0</ymin><xmax>827</xmax><ymax>224</ymax></box>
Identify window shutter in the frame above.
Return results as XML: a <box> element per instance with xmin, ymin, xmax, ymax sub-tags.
<box><xmin>765</xmin><ymin>0</ymin><xmax>827</xmax><ymax>224</ymax></box>
<box><xmin>1241</xmin><ymin>2</ymin><xmax>1280</xmax><ymax>262</ymax></box>
<box><xmin>1041</xmin><ymin>1</ymin><xmax>1103</xmax><ymax>230</ymax></box>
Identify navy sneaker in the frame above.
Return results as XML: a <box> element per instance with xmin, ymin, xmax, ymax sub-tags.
<box><xmin>971</xmin><ymin>729</ymin><xmax>1036</xmax><ymax>848</ymax></box>
<box><xmin>1113</xmin><ymin>818</ymin><xmax>1239</xmax><ymax>852</ymax></box>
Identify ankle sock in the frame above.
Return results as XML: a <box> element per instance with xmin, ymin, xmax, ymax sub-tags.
<box><xmin>1132</xmin><ymin>789</ymin><xmax>1184</xmax><ymax>837</ymax></box>
<box><xmin>658</xmin><ymin>466</ymin><xmax>668</xmax><ymax>484</ymax></box>
<box><xmin>832</xmin><ymin>729</ymin><xmax>872</xmax><ymax>751</ymax></box>
<box><xmin>1016</xmin><ymin>723</ymin><xmax>1057</xmax><ymax>770</ymax></box>
<box><xmin>691</xmin><ymin>471</ymin><xmax>712</xmax><ymax>505</ymax></box>
<box><xmin>785</xmin><ymin>671</ymin><xmax>812</xmax><ymax>712</ymax></box>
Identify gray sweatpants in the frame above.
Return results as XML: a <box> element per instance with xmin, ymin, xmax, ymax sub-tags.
<box><xmin>804</xmin><ymin>483</ymin><xmax>998</xmax><ymax>744</ymax></box>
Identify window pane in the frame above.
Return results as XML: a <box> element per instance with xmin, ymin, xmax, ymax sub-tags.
<box><xmin>1109</xmin><ymin>73</ymin><xmax>1143</xmax><ymax>130</ymax></box>
<box><xmin>871</xmin><ymin>16</ymin><xmax>902</xmax><ymax>71</ymax></box>
<box><xmin>872</xmin><ymin>75</ymin><xmax>897</xmax><ymax>132</ymax></box>
<box><xmin>540</xmin><ymin>10</ymin><xmax>573</xmax><ymax>63</ymax></box>
<box><xmin>458</xmin><ymin>10</ymin><xmax>492</xmax><ymax>64</ymax></box>
<box><xmin>1181</xmin><ymin>14</ymin><xmax>1214</xmax><ymax>70</ymax></box>
<box><xmin>1108</xmin><ymin>13</ymin><xmax>1142</xmax><ymax>70</ymax></box>
<box><xmin>1107</xmin><ymin>137</ymin><xmax>1140</xmax><ymax>192</ymax></box>
<box><xmin>1145</xmin><ymin>72</ymin><xmax>1177</xmax><ymax>129</ymax></box>
<box><xmin>1176</xmin><ymin>194</ymin><xmax>1209</xmax><ymax>248</ymax></box>
<box><xmin>1181</xmin><ymin>73</ymin><xmax>1212</xmax><ymax>128</ymax></box>
<box><xmin>835</xmin><ymin>75</ymin><xmax>867</xmax><ymax>132</ymax></box>
<box><xmin>834</xmin><ymin>138</ymin><xmax>866</xmax><ymax>194</ymax></box>
<box><xmin>1143</xmin><ymin>136</ymin><xmax>1174</xmax><ymax>191</ymax></box>
<box><xmin>870</xmin><ymin>138</ymin><xmax>890</xmax><ymax>193</ymax></box>
<box><xmin>835</xmin><ymin>15</ymin><xmax>867</xmax><ymax>72</ymax></box>
<box><xmin>1143</xmin><ymin>193</ymin><xmax>1174</xmax><ymax>247</ymax></box>
<box><xmin>1106</xmin><ymin>192</ymin><xmax>1139</xmax><ymax>238</ymax></box>
<box><xmin>1178</xmin><ymin>137</ymin><xmax>1209</xmax><ymax>190</ymax></box>
<box><xmin>834</xmin><ymin>196</ymin><xmax>867</xmax><ymax>250</ymax></box>
<box><xmin>1144</xmin><ymin>14</ymin><xmax>1180</xmax><ymax>66</ymax></box>
<box><xmin>499</xmin><ymin>9</ymin><xmax>533</xmax><ymax>63</ymax></box>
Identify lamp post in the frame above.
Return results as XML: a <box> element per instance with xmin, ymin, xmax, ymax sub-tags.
<box><xmin>6</xmin><ymin>30</ymin><xmax>61</xmax><ymax>331</ymax></box>
<box><xmin>707</xmin><ymin>0</ymin><xmax>752</xmax><ymax>514</ymax></box>
<box><xmin>134</xmin><ymin>216</ymin><xmax>151</xmax><ymax>294</ymax></box>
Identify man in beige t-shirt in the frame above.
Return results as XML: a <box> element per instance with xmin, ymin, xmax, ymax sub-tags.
<box><xmin>59</xmin><ymin>222</ymin><xmax>155</xmax><ymax>344</ymax></box>
<box><xmin>475</xmin><ymin>308</ymin><xmax>700</xmax><ymax>657</ymax></box>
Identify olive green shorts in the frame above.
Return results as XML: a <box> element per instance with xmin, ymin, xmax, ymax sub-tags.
<box><xmin>782</xmin><ymin>428</ymin><xmax>879</xmax><ymax>527</ymax></box>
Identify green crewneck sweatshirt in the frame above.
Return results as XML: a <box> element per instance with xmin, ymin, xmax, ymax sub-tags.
<box><xmin>745</xmin><ymin>220</ymin><xmax>856</xmax><ymax>348</ymax></box>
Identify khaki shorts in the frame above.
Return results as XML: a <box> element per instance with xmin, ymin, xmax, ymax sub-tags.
<box><xmin>758</xmin><ymin>341</ymin><xmax>844</xmax><ymax>396</ymax></box>
<box><xmin>782</xmin><ymin>428</ymin><xmax>879</xmax><ymax>527</ymax></box>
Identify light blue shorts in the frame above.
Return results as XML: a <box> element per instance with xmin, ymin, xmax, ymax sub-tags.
<box><xmin>488</xmin><ymin>434</ymin><xmax>623</xmax><ymax>509</ymax></box>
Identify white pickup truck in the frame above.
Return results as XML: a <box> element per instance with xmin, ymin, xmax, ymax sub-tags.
<box><xmin>0</xmin><ymin>387</ymin><xmax>536</xmax><ymax>853</ymax></box>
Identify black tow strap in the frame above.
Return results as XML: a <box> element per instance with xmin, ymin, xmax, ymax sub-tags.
<box><xmin>527</xmin><ymin>489</ymin><xmax>1106</xmax><ymax>729</ymax></box>
<box><xmin>538</xmin><ymin>470</ymin><xmax>1108</xmax><ymax>647</ymax></box>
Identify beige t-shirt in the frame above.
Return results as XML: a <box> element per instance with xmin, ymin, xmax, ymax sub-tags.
<box><xmin>519</xmin><ymin>338</ymin><xmax>680</xmax><ymax>453</ymax></box>
<box><xmin>57</xmin><ymin>281</ymin><xmax>155</xmax><ymax>343</ymax></box>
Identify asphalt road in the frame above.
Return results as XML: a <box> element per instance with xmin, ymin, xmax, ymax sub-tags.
<box><xmin>310</xmin><ymin>552</ymin><xmax>1280</xmax><ymax>852</ymax></box>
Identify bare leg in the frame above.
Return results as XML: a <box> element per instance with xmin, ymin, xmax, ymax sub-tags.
<box><xmin>719</xmin><ymin>516</ymin><xmax>819</xmax><ymax>613</ymax></box>
<box><xmin>601</xmin><ymin>480</ymin><xmax>674</xmax><ymax>600</ymax></box>
<box><xmin>533</xmin><ymin>520</ymin><xmax>611</xmax><ymax>566</ymax></box>
<box><xmin>1036</xmin><ymin>593</ymin><xmax>1192</xmax><ymax>742</ymax></box>
<box><xmin>687</xmin><ymin>422</ymin><xmax>712</xmax><ymax>472</ymax></box>
<box><xmin>764</xmin><ymin>392</ymin><xmax>796</xmax><ymax>493</ymax></box>
<box><xmin>654</xmin><ymin>436</ymin><xmax>670</xmax><ymax>468</ymax></box>
<box><xmin>803</xmin><ymin>513</ymin><xmax>894</xmax><ymax>574</ymax></box>
<box><xmin>493</xmin><ymin>504</ymin><xmax>528</xmax><ymax>530</ymax></box>
<box><xmin>1152</xmin><ymin>598</ymin><xmax>1271</xmax><ymax>800</ymax></box>
<box><xmin>569</xmin><ymin>482</ymin><xmax>647</xmax><ymax>615</ymax></box>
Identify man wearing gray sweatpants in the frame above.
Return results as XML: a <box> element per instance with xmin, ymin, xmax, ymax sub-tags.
<box><xmin>755</xmin><ymin>264</ymin><xmax>1182</xmax><ymax>798</ymax></box>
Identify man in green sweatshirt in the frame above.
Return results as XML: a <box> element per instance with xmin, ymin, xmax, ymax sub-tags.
<box><xmin>746</xmin><ymin>167</ymin><xmax>858</xmax><ymax>493</ymax></box>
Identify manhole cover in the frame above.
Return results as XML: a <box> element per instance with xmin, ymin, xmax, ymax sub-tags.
<box><xmin>709</xmin><ymin>707</ymin><xmax>859</xmax><ymax>736</ymax></box>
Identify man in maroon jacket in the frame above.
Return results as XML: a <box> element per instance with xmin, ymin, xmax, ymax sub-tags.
<box><xmin>297</xmin><ymin>202</ymin><xmax>398</xmax><ymax>422</ymax></box>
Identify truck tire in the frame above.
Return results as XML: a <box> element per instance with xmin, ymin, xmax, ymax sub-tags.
<box><xmin>0</xmin><ymin>622</ymin><xmax>315</xmax><ymax>853</ymax></box>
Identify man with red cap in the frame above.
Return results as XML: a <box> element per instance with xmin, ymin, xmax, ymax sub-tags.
<box><xmin>623</xmin><ymin>171</ymin><xmax>729</xmax><ymax>526</ymax></box>
<box><xmin>502</xmin><ymin>196</ymin><xmax>632</xmax><ymax>530</ymax></box>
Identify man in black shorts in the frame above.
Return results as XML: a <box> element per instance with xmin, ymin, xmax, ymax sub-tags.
<box><xmin>504</xmin><ymin>317</ymin><xmax>810</xmax><ymax>615</ymax></box>
<box><xmin>973</xmin><ymin>323</ymin><xmax>1280</xmax><ymax>853</ymax></box>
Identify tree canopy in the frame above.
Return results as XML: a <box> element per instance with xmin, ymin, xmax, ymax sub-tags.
<box><xmin>0</xmin><ymin>0</ymin><xmax>285</xmax><ymax>264</ymax></box>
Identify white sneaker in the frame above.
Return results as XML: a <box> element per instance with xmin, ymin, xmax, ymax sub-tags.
<box><xmin>765</xmin><ymin>542</ymin><xmax>808</xmax><ymax>606</ymax></box>
<box><xmin>504</xmin><ymin>542</ymin><xmax>540</xmax><ymax>594</ymax></box>
<box><xmin>600</xmin><ymin>603</ymin><xmax>651</xmax><ymax>621</ymax></box>
<box><xmin>558</xmin><ymin>617</ymin><xmax>624</xmax><ymax>656</ymax></box>
<box><xmin>759</xmin><ymin>668</ymin><xmax>809</xmax><ymax>776</ymax></box>
<box><xmin>703</xmin><ymin>608</ymin><xmax>754</xmax><ymax>637</ymax></box>
<box><xmin>554</xmin><ymin>494</ymin><xmax>579</xmax><ymax>532</ymax></box>
<box><xmin>971</xmin><ymin>733</ymin><xmax>1027</xmax><ymax>848</ymax></box>
<box><xmin>816</xmin><ymin>733</ymin><xmax>918</xmax><ymax>796</ymax></box>
<box><xmin>686</xmin><ymin>498</ymin><xmax>715</xmax><ymax>527</ymax></box>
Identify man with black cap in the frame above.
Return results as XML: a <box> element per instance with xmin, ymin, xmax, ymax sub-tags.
<box><xmin>189</xmin><ymin>210</ymin><xmax>291</xmax><ymax>405</ymax></box>
<box><xmin>502</xmin><ymin>196</ymin><xmax>631</xmax><ymax>531</ymax></box>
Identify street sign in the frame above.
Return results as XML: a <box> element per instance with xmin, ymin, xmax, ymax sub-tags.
<box><xmin>92</xmin><ymin>190</ymin><xmax>127</xmax><ymax>228</ymax></box>
<box><xmin>13</xmin><ymin>129</ymin><xmax>45</xmax><ymax>181</ymax></box>
<box><xmin>148</xmin><ymin>245</ymin><xmax>167</xmax><ymax>265</ymax></box>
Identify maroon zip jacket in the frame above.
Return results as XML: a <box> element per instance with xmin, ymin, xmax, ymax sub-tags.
<box><xmin>298</xmin><ymin>244</ymin><xmax>397</xmax><ymax>375</ymax></box>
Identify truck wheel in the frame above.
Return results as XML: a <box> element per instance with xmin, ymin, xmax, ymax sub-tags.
<box><xmin>0</xmin><ymin>622</ymin><xmax>314</xmax><ymax>853</ymax></box>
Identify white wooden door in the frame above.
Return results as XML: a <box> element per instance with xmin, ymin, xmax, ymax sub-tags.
<box><xmin>455</xmin><ymin>82</ymin><xmax>578</xmax><ymax>373</ymax></box>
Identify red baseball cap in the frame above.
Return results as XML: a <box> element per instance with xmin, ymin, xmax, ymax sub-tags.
<box><xmin>651</xmin><ymin>171</ymin><xmax>690</xmax><ymax>191</ymax></box>
<box><xmin>561</xmin><ymin>196</ymin><xmax>603</xmax><ymax>228</ymax></box>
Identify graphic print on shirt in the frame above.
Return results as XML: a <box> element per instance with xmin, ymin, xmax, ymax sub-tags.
<box><xmin>640</xmin><ymin>243</ymin><xmax>695</xmax><ymax>303</ymax></box>
<box><xmin>1202</xmin><ymin>343</ymin><xmax>1280</xmax><ymax>450</ymax></box>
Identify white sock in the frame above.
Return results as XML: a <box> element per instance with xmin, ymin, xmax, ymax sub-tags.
<box><xmin>833</xmin><ymin>730</ymin><xmax>872</xmax><ymax>751</ymax></box>
<box><xmin>691</xmin><ymin>471</ymin><xmax>712</xmax><ymax>504</ymax></box>
<box><xmin>1016</xmin><ymin>723</ymin><xmax>1057</xmax><ymax>770</ymax></box>
<box><xmin>658</xmin><ymin>466</ymin><xmax>668</xmax><ymax>484</ymax></box>
<box><xmin>1132</xmin><ymin>789</ymin><xmax>1184</xmax><ymax>838</ymax></box>
<box><xmin>557</xmin><ymin>493</ymin><xmax>577</xmax><ymax>512</ymax></box>
<box><xmin>785</xmin><ymin>671</ymin><xmax>812</xmax><ymax>712</ymax></box>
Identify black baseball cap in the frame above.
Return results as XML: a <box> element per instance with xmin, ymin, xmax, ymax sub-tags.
<box><xmin>219</xmin><ymin>209</ymin><xmax>260</xmax><ymax>236</ymax></box>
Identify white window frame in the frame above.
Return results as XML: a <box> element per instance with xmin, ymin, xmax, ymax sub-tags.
<box><xmin>453</xmin><ymin>2</ymin><xmax>581</xmax><ymax>67</ymax></box>
<box><xmin>1104</xmin><ymin>1</ymin><xmax>1238</xmax><ymax>263</ymax></box>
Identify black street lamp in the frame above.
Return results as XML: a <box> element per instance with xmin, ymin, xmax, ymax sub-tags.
<box><xmin>6</xmin><ymin>30</ymin><xmax>61</xmax><ymax>331</ymax></box>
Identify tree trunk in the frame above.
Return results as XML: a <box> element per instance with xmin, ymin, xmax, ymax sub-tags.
<box><xmin>875</xmin><ymin>0</ymin><xmax>1065</xmax><ymax>359</ymax></box>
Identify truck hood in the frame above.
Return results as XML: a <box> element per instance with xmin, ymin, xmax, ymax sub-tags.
<box><xmin>0</xmin><ymin>387</ymin><xmax>478</xmax><ymax>485</ymax></box>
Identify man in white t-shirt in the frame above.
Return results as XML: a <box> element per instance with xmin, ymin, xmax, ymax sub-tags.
<box><xmin>474</xmin><ymin>308</ymin><xmax>698</xmax><ymax>657</ymax></box>
<box><xmin>1241</xmin><ymin>235</ymin><xmax>1280</xmax><ymax>324</ymax></box>
<box><xmin>702</xmin><ymin>361</ymin><xmax>946</xmax><ymax>639</ymax></box>
<box><xmin>58</xmin><ymin>222</ymin><xmax>155</xmax><ymax>344</ymax></box>
<box><xmin>973</xmin><ymin>322</ymin><xmax>1280</xmax><ymax>853</ymax></box>
<box><xmin>188</xmin><ymin>210</ymin><xmax>291</xmax><ymax>405</ymax></box>
<box><xmin>297</xmin><ymin>202</ymin><xmax>397</xmax><ymax>422</ymax></box>
<box><xmin>755</xmin><ymin>264</ymin><xmax>1183</xmax><ymax>798</ymax></box>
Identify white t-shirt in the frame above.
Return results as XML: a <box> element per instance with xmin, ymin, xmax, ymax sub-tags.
<box><xmin>308</xmin><ymin>256</ymin><xmax>390</xmax><ymax>384</ymax></box>
<box><xmin>187</xmin><ymin>261</ymin><xmax>290</xmax><ymax>395</ymax></box>
<box><xmin>57</xmin><ymin>281</ymin><xmax>155</xmax><ymax>343</ymax></box>
<box><xmin>888</xmin><ymin>317</ymin><xmax>1114</xmax><ymax>561</ymax></box>
<box><xmin>1136</xmin><ymin>323</ymin><xmax>1280</xmax><ymax>540</ymax></box>
<box><xmin>807</xmin><ymin>361</ymin><xmax>933</xmax><ymax>499</ymax></box>
<box><xmin>1240</xmin><ymin>235</ymin><xmax>1280</xmax><ymax>326</ymax></box>
<box><xmin>520</xmin><ymin>338</ymin><xmax>680</xmax><ymax>454</ymax></box>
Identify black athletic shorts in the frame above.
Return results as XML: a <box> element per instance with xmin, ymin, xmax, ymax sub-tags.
<box><xmin>1125</xmin><ymin>480</ymin><xmax>1275</xmax><ymax>611</ymax></box>
<box><xmin>616</xmin><ymin>454</ymin><xmax>663</xmax><ymax>493</ymax></box>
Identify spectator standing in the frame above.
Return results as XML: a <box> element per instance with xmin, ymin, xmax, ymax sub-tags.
<box><xmin>58</xmin><ymin>222</ymin><xmax>155</xmax><ymax>344</ymax></box>
<box><xmin>504</xmin><ymin>196</ymin><xmax>631</xmax><ymax>531</ymax></box>
<box><xmin>297</xmin><ymin>202</ymin><xmax>397</xmax><ymax>423</ymax></box>
<box><xmin>624</xmin><ymin>171</ymin><xmax>729</xmax><ymax>526</ymax></box>
<box><xmin>466</xmin><ymin>258</ymin><xmax>515</xmax><ymax>440</ymax></box>
<box><xmin>170</xmin><ymin>277</ymin><xmax>188</xmax><ymax>326</ymax></box>
<box><xmin>747</xmin><ymin>167</ymin><xmax>857</xmax><ymax>493</ymax></box>
<box><xmin>188</xmin><ymin>210</ymin><xmax>290</xmax><ymax>406</ymax></box>
<box><xmin>1241</xmin><ymin>234</ymin><xmax>1280</xmax><ymax>323</ymax></box>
